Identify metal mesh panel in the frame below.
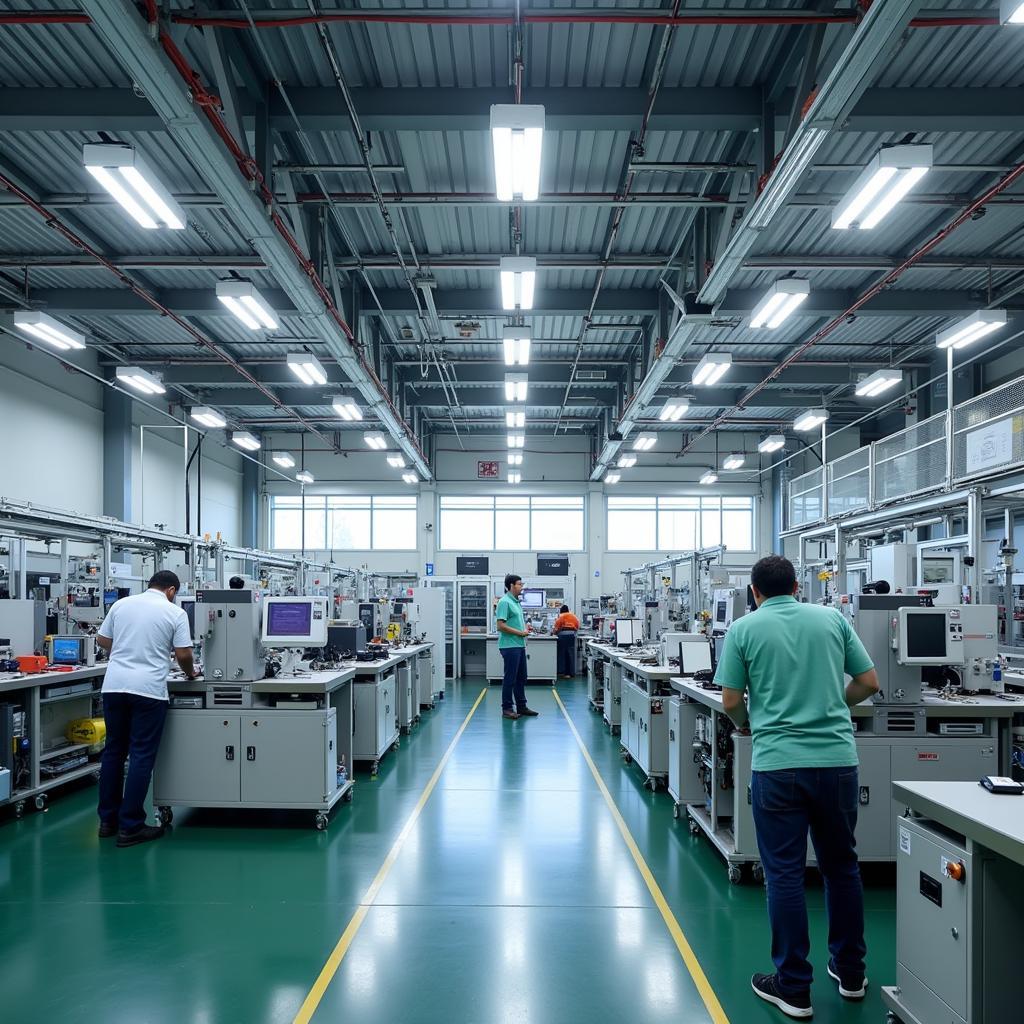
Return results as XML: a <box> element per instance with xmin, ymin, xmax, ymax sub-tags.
<box><xmin>952</xmin><ymin>374</ymin><xmax>1024</xmax><ymax>482</ymax></box>
<box><xmin>788</xmin><ymin>467</ymin><xmax>824</xmax><ymax>528</ymax></box>
<box><xmin>871</xmin><ymin>413</ymin><xmax>947</xmax><ymax>504</ymax></box>
<box><xmin>827</xmin><ymin>446</ymin><xmax>870</xmax><ymax>517</ymax></box>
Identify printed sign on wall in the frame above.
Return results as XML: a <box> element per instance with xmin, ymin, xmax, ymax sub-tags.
<box><xmin>477</xmin><ymin>460</ymin><xmax>500</xmax><ymax>479</ymax></box>
<box><xmin>965</xmin><ymin>416</ymin><xmax>1014</xmax><ymax>475</ymax></box>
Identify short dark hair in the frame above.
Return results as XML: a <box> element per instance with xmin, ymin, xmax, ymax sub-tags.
<box><xmin>504</xmin><ymin>573</ymin><xmax>522</xmax><ymax>591</ymax></box>
<box><xmin>750</xmin><ymin>556</ymin><xmax>796</xmax><ymax>599</ymax></box>
<box><xmin>560</xmin><ymin>604</ymin><xmax>570</xmax><ymax>614</ymax></box>
<box><xmin>229</xmin><ymin>575</ymin><xmax>245</xmax><ymax>589</ymax></box>
<box><xmin>148</xmin><ymin>570</ymin><xmax>181</xmax><ymax>592</ymax></box>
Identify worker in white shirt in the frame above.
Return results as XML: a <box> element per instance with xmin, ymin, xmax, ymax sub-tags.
<box><xmin>95</xmin><ymin>570</ymin><xmax>198</xmax><ymax>847</ymax></box>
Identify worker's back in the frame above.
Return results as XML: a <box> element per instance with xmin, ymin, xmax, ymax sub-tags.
<box><xmin>715</xmin><ymin>595</ymin><xmax>873</xmax><ymax>771</ymax></box>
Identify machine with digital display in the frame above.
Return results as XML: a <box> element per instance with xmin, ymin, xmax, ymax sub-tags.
<box><xmin>613</xmin><ymin>617</ymin><xmax>642</xmax><ymax>647</ymax></box>
<box><xmin>261</xmin><ymin>596</ymin><xmax>329</xmax><ymax>647</ymax></box>
<box><xmin>897</xmin><ymin>606</ymin><xmax>964</xmax><ymax>666</ymax></box>
<box><xmin>520</xmin><ymin>588</ymin><xmax>545</xmax><ymax>610</ymax></box>
<box><xmin>44</xmin><ymin>634</ymin><xmax>95</xmax><ymax>667</ymax></box>
<box><xmin>177</xmin><ymin>596</ymin><xmax>196</xmax><ymax>642</ymax></box>
<box><xmin>678</xmin><ymin>638</ymin><xmax>713</xmax><ymax>677</ymax></box>
<box><xmin>917</xmin><ymin>550</ymin><xmax>961</xmax><ymax>587</ymax></box>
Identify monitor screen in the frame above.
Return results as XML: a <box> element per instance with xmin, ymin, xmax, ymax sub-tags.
<box><xmin>615</xmin><ymin>618</ymin><xmax>639</xmax><ymax>646</ymax></box>
<box><xmin>179</xmin><ymin>598</ymin><xmax>196</xmax><ymax>640</ymax></box>
<box><xmin>679</xmin><ymin>641</ymin><xmax>712</xmax><ymax>675</ymax></box>
<box><xmin>715</xmin><ymin>600</ymin><xmax>727</xmax><ymax>624</ymax></box>
<box><xmin>52</xmin><ymin>637</ymin><xmax>81</xmax><ymax>665</ymax></box>
<box><xmin>922</xmin><ymin>558</ymin><xmax>954</xmax><ymax>585</ymax></box>
<box><xmin>520</xmin><ymin>589</ymin><xmax>544</xmax><ymax>609</ymax></box>
<box><xmin>905</xmin><ymin>611</ymin><xmax>947</xmax><ymax>659</ymax></box>
<box><xmin>266</xmin><ymin>600</ymin><xmax>313</xmax><ymax>638</ymax></box>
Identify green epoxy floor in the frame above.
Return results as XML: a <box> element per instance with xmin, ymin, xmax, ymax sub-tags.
<box><xmin>0</xmin><ymin>680</ymin><xmax>895</xmax><ymax>1023</ymax></box>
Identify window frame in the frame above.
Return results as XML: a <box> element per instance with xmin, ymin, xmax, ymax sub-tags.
<box><xmin>606</xmin><ymin>494</ymin><xmax>756</xmax><ymax>553</ymax></box>
<box><xmin>437</xmin><ymin>494</ymin><xmax>586</xmax><ymax>552</ymax></box>
<box><xmin>270</xmin><ymin>494</ymin><xmax>417</xmax><ymax>551</ymax></box>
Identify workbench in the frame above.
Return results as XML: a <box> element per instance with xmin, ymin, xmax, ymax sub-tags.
<box><xmin>155</xmin><ymin>666</ymin><xmax>356</xmax><ymax>830</ymax></box>
<box><xmin>484</xmin><ymin>635</ymin><xmax>558</xmax><ymax>685</ymax></box>
<box><xmin>616</xmin><ymin>655</ymin><xmax>677</xmax><ymax>789</ymax></box>
<box><xmin>883</xmin><ymin>781</ymin><xmax>1024</xmax><ymax>1024</ymax></box>
<box><xmin>668</xmin><ymin>678</ymin><xmax>1020</xmax><ymax>883</ymax></box>
<box><xmin>0</xmin><ymin>664</ymin><xmax>106</xmax><ymax>819</ymax></box>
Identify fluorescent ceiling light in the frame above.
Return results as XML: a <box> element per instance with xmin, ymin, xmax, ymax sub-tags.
<box><xmin>13</xmin><ymin>311</ymin><xmax>87</xmax><ymax>351</ymax></box>
<box><xmin>503</xmin><ymin>326</ymin><xmax>532</xmax><ymax>366</ymax></box>
<box><xmin>500</xmin><ymin>257</ymin><xmax>537</xmax><ymax>311</ymax></box>
<box><xmin>82</xmin><ymin>143</ymin><xmax>185</xmax><ymax>230</ymax></box>
<box><xmin>216</xmin><ymin>280</ymin><xmax>279</xmax><ymax>330</ymax></box>
<box><xmin>617</xmin><ymin>454</ymin><xmax>637</xmax><ymax>468</ymax></box>
<box><xmin>699</xmin><ymin>470</ymin><xmax>718</xmax><ymax>486</ymax></box>
<box><xmin>507</xmin><ymin>433</ymin><xmax>525</xmax><ymax>449</ymax></box>
<box><xmin>508</xmin><ymin>453</ymin><xmax>523</xmax><ymax>466</ymax></box>
<box><xmin>332</xmin><ymin>397</ymin><xmax>363</xmax><ymax>421</ymax></box>
<box><xmin>750</xmin><ymin>279</ymin><xmax>810</xmax><ymax>329</ymax></box>
<box><xmin>190</xmin><ymin>406</ymin><xmax>226</xmax><ymax>429</ymax></box>
<box><xmin>855</xmin><ymin>367</ymin><xmax>903</xmax><ymax>398</ymax></box>
<box><xmin>490</xmin><ymin>104</ymin><xmax>544</xmax><ymax>202</ymax></box>
<box><xmin>659</xmin><ymin>400</ymin><xmax>690</xmax><ymax>422</ymax></box>
<box><xmin>272</xmin><ymin>452</ymin><xmax>296</xmax><ymax>469</ymax></box>
<box><xmin>287</xmin><ymin>351</ymin><xmax>327</xmax><ymax>386</ymax></box>
<box><xmin>832</xmin><ymin>143</ymin><xmax>932</xmax><ymax>230</ymax></box>
<box><xmin>794</xmin><ymin>408</ymin><xmax>829</xmax><ymax>432</ymax></box>
<box><xmin>1002</xmin><ymin>0</ymin><xmax>1024</xmax><ymax>23</ymax></box>
<box><xmin>692</xmin><ymin>352</ymin><xmax>732</xmax><ymax>386</ymax></box>
<box><xmin>364</xmin><ymin>432</ymin><xmax>388</xmax><ymax>450</ymax></box>
<box><xmin>387</xmin><ymin>454</ymin><xmax>406</xmax><ymax>468</ymax></box>
<box><xmin>295</xmin><ymin>470</ymin><xmax>314</xmax><ymax>484</ymax></box>
<box><xmin>632</xmin><ymin>433</ymin><xmax>657</xmax><ymax>451</ymax></box>
<box><xmin>115</xmin><ymin>365</ymin><xmax>165</xmax><ymax>395</ymax></box>
<box><xmin>935</xmin><ymin>309</ymin><xmax>1007</xmax><ymax>350</ymax></box>
<box><xmin>722</xmin><ymin>453</ymin><xmax>745</xmax><ymax>471</ymax></box>
<box><xmin>402</xmin><ymin>473</ymin><xmax>419</xmax><ymax>484</ymax></box>
<box><xmin>231</xmin><ymin>431</ymin><xmax>261</xmax><ymax>452</ymax></box>
<box><xmin>604</xmin><ymin>472</ymin><xmax>621</xmax><ymax>484</ymax></box>
<box><xmin>758</xmin><ymin>435</ymin><xmax>786</xmax><ymax>454</ymax></box>
<box><xmin>504</xmin><ymin>373</ymin><xmax>528</xmax><ymax>402</ymax></box>
<box><xmin>507</xmin><ymin>471</ymin><xmax>522</xmax><ymax>485</ymax></box>
<box><xmin>505</xmin><ymin>410</ymin><xmax>526</xmax><ymax>429</ymax></box>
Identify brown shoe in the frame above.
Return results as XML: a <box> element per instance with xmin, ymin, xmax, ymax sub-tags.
<box><xmin>517</xmin><ymin>707</ymin><xmax>539</xmax><ymax>717</ymax></box>
<box><xmin>502</xmin><ymin>710</ymin><xmax>520</xmax><ymax>719</ymax></box>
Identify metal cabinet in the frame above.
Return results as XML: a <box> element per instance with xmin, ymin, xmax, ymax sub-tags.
<box><xmin>603</xmin><ymin>660</ymin><xmax>623</xmax><ymax>733</ymax></box>
<box><xmin>395</xmin><ymin>660</ymin><xmax>415</xmax><ymax>733</ymax></box>
<box><xmin>154</xmin><ymin>711</ymin><xmax>240</xmax><ymax>805</ymax></box>
<box><xmin>485</xmin><ymin>639</ymin><xmax>558</xmax><ymax>683</ymax></box>
<box><xmin>354</xmin><ymin>674</ymin><xmax>398</xmax><ymax>774</ymax></box>
<box><xmin>415</xmin><ymin>650</ymin><xmax>435</xmax><ymax>709</ymax></box>
<box><xmin>668</xmin><ymin>696</ymin><xmax>704</xmax><ymax>815</ymax></box>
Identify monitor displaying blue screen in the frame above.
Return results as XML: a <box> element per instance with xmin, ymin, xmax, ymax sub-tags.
<box><xmin>52</xmin><ymin>638</ymin><xmax>81</xmax><ymax>665</ymax></box>
<box><xmin>520</xmin><ymin>589</ymin><xmax>544</xmax><ymax>609</ymax></box>
<box><xmin>266</xmin><ymin>601</ymin><xmax>312</xmax><ymax>637</ymax></box>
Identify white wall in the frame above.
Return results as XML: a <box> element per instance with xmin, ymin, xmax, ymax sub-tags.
<box><xmin>260</xmin><ymin>430</ymin><xmax>771</xmax><ymax>600</ymax></box>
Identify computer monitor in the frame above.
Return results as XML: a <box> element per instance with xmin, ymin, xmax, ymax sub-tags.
<box><xmin>897</xmin><ymin>607</ymin><xmax>963</xmax><ymax>666</ymax></box>
<box><xmin>50</xmin><ymin>636</ymin><xmax>86</xmax><ymax>665</ymax></box>
<box><xmin>919</xmin><ymin>552</ymin><xmax>959</xmax><ymax>586</ymax></box>
<box><xmin>177</xmin><ymin>597</ymin><xmax>196</xmax><ymax>641</ymax></box>
<box><xmin>520</xmin><ymin>589</ymin><xmax>545</xmax><ymax>610</ymax></box>
<box><xmin>261</xmin><ymin>597</ymin><xmax>329</xmax><ymax>646</ymax></box>
<box><xmin>614</xmin><ymin>617</ymin><xmax>641</xmax><ymax>647</ymax></box>
<box><xmin>715</xmin><ymin>598</ymin><xmax>728</xmax><ymax>625</ymax></box>
<box><xmin>679</xmin><ymin>639</ymin><xmax>713</xmax><ymax>676</ymax></box>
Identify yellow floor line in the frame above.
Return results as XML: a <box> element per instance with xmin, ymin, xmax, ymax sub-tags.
<box><xmin>293</xmin><ymin>686</ymin><xmax>489</xmax><ymax>1024</ymax></box>
<box><xmin>552</xmin><ymin>689</ymin><xmax>730</xmax><ymax>1024</ymax></box>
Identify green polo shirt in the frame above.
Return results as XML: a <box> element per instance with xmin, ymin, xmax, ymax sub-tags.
<box><xmin>714</xmin><ymin>596</ymin><xmax>874</xmax><ymax>772</ymax></box>
<box><xmin>495</xmin><ymin>593</ymin><xmax>526</xmax><ymax>650</ymax></box>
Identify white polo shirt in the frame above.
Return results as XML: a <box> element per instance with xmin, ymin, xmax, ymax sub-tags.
<box><xmin>98</xmin><ymin>588</ymin><xmax>192</xmax><ymax>701</ymax></box>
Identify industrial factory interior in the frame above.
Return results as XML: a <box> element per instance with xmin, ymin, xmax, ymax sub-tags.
<box><xmin>3</xmin><ymin>2</ymin><xmax>1024</xmax><ymax>1023</ymax></box>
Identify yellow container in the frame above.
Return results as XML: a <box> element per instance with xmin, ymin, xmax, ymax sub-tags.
<box><xmin>65</xmin><ymin>717</ymin><xmax>106</xmax><ymax>750</ymax></box>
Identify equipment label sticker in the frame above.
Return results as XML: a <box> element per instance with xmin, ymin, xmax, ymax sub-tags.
<box><xmin>899</xmin><ymin>827</ymin><xmax>912</xmax><ymax>856</ymax></box>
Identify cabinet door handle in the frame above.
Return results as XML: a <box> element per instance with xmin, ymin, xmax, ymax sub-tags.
<box><xmin>225</xmin><ymin>745</ymin><xmax>234</xmax><ymax>761</ymax></box>
<box><xmin>247</xmin><ymin>746</ymin><xmax>256</xmax><ymax>761</ymax></box>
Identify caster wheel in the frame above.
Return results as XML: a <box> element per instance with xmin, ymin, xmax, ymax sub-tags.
<box><xmin>91</xmin><ymin>770</ymin><xmax>101</xmax><ymax>782</ymax></box>
<box><xmin>688</xmin><ymin>819</ymin><xmax>700</xmax><ymax>836</ymax></box>
<box><xmin>394</xmin><ymin>738</ymin><xmax>401</xmax><ymax>750</ymax></box>
<box><xmin>644</xmin><ymin>778</ymin><xmax>655</xmax><ymax>791</ymax></box>
<box><xmin>371</xmin><ymin>763</ymin><xmax>379</xmax><ymax>777</ymax></box>
<box><xmin>314</xmin><ymin>813</ymin><xmax>328</xmax><ymax>831</ymax></box>
<box><xmin>672</xmin><ymin>803</ymin><xmax>680</xmax><ymax>819</ymax></box>
<box><xmin>157</xmin><ymin>807</ymin><xmax>174</xmax><ymax>826</ymax></box>
<box><xmin>622</xmin><ymin>752</ymin><xmax>632</xmax><ymax>764</ymax></box>
<box><xmin>343</xmin><ymin>788</ymin><xmax>354</xmax><ymax>803</ymax></box>
<box><xmin>728</xmin><ymin>866</ymin><xmax>743</xmax><ymax>885</ymax></box>
<box><xmin>14</xmin><ymin>801</ymin><xmax>26</xmax><ymax>819</ymax></box>
<box><xmin>34</xmin><ymin>794</ymin><xmax>48</xmax><ymax>811</ymax></box>
<box><xmin>751</xmin><ymin>863</ymin><xmax>765</xmax><ymax>885</ymax></box>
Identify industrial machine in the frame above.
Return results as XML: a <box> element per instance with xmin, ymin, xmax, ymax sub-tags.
<box><xmin>44</xmin><ymin>635</ymin><xmax>95</xmax><ymax>667</ymax></box>
<box><xmin>196</xmin><ymin>588</ymin><xmax>267</xmax><ymax>683</ymax></box>
<box><xmin>327</xmin><ymin>623</ymin><xmax>367</xmax><ymax>657</ymax></box>
<box><xmin>0</xmin><ymin>599</ymin><xmax>46</xmax><ymax>655</ymax></box>
<box><xmin>613</xmin><ymin>617</ymin><xmax>642</xmax><ymax>647</ymax></box>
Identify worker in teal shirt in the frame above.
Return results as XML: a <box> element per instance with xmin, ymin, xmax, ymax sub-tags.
<box><xmin>495</xmin><ymin>573</ymin><xmax>538</xmax><ymax>720</ymax></box>
<box><xmin>716</xmin><ymin>555</ymin><xmax>879</xmax><ymax>1021</ymax></box>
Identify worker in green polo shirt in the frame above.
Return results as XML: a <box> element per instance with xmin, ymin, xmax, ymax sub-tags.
<box><xmin>716</xmin><ymin>555</ymin><xmax>879</xmax><ymax>1021</ymax></box>
<box><xmin>495</xmin><ymin>573</ymin><xmax>538</xmax><ymax>720</ymax></box>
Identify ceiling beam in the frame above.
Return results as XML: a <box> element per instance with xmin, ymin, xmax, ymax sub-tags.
<box><xmin>2</xmin><ymin>86</ymin><xmax>1021</xmax><ymax>133</ymax></box>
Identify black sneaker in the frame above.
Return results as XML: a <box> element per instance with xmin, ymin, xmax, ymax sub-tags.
<box><xmin>116</xmin><ymin>825</ymin><xmax>165</xmax><ymax>848</ymax></box>
<box><xmin>98</xmin><ymin>823</ymin><xmax>117</xmax><ymax>838</ymax></box>
<box><xmin>827</xmin><ymin>959</ymin><xmax>867</xmax><ymax>999</ymax></box>
<box><xmin>751</xmin><ymin>974</ymin><xmax>813</xmax><ymax>1019</ymax></box>
<box><xmin>517</xmin><ymin>707</ymin><xmax>539</xmax><ymax>717</ymax></box>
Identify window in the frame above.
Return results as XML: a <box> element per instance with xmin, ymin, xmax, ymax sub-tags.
<box><xmin>607</xmin><ymin>495</ymin><xmax>755</xmax><ymax>552</ymax></box>
<box><xmin>271</xmin><ymin>495</ymin><xmax>416</xmax><ymax>550</ymax></box>
<box><xmin>439</xmin><ymin>495</ymin><xmax>584</xmax><ymax>551</ymax></box>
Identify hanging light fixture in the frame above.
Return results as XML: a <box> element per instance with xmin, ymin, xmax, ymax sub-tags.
<box><xmin>832</xmin><ymin>143</ymin><xmax>932</xmax><ymax>230</ymax></box>
<box><xmin>287</xmin><ymin>352</ymin><xmax>328</xmax><ymax>386</ymax></box>
<box><xmin>507</xmin><ymin>471</ymin><xmax>522</xmax><ymax>485</ymax></box>
<box><xmin>83</xmin><ymin>143</ymin><xmax>185</xmax><ymax>230</ymax></box>
<box><xmin>387</xmin><ymin>454</ymin><xmax>406</xmax><ymax>469</ymax></box>
<box><xmin>505</xmin><ymin>410</ymin><xmax>526</xmax><ymax>429</ymax></box>
<box><xmin>794</xmin><ymin>408</ymin><xmax>829</xmax><ymax>432</ymax></box>
<box><xmin>504</xmin><ymin>373</ymin><xmax>528</xmax><ymax>402</ymax></box>
<box><xmin>190</xmin><ymin>406</ymin><xmax>226</xmax><ymax>429</ymax></box>
<box><xmin>507</xmin><ymin>433</ymin><xmax>525</xmax><ymax>449</ymax></box>
<box><xmin>332</xmin><ymin>397</ymin><xmax>363</xmax><ymax>421</ymax></box>
<box><xmin>115</xmin><ymin>366</ymin><xmax>165</xmax><ymax>395</ymax></box>
<box><xmin>490</xmin><ymin>104</ymin><xmax>545</xmax><ymax>202</ymax></box>
<box><xmin>935</xmin><ymin>310</ymin><xmax>1007</xmax><ymax>350</ymax></box>
<box><xmin>855</xmin><ymin>368</ymin><xmax>903</xmax><ymax>398</ymax></box>
<box><xmin>296</xmin><ymin>470</ymin><xmax>314</xmax><ymax>484</ymax></box>
<box><xmin>632</xmin><ymin>433</ymin><xmax>657</xmax><ymax>451</ymax></box>
<box><xmin>231</xmin><ymin>431</ymin><xmax>261</xmax><ymax>452</ymax></box>
<box><xmin>500</xmin><ymin>258</ymin><xmax>537</xmax><ymax>311</ymax></box>
<box><xmin>402</xmin><ymin>472</ymin><xmax>419</xmax><ymax>485</ymax></box>
<box><xmin>216</xmin><ymin>280</ymin><xmax>279</xmax><ymax>330</ymax></box>
<box><xmin>508</xmin><ymin>453</ymin><xmax>523</xmax><ymax>466</ymax></box>
<box><xmin>13</xmin><ymin>311</ymin><xmax>87</xmax><ymax>351</ymax></box>
<box><xmin>750</xmin><ymin>279</ymin><xmax>810</xmax><ymax>329</ymax></box>
<box><xmin>659</xmin><ymin>400</ymin><xmax>690</xmax><ymax>422</ymax></box>
<box><xmin>722</xmin><ymin>453</ymin><xmax>745</xmax><ymax>470</ymax></box>
<box><xmin>692</xmin><ymin>353</ymin><xmax>732</xmax><ymax>386</ymax></box>
<box><xmin>757</xmin><ymin>435</ymin><xmax>786</xmax><ymax>454</ymax></box>
<box><xmin>364</xmin><ymin>432</ymin><xmax>388</xmax><ymax>450</ymax></box>
<box><xmin>699</xmin><ymin>470</ymin><xmax>718</xmax><ymax>485</ymax></box>
<box><xmin>272</xmin><ymin>452</ymin><xmax>296</xmax><ymax>469</ymax></box>
<box><xmin>604</xmin><ymin>472</ymin><xmax>621</xmax><ymax>484</ymax></box>
<box><xmin>617</xmin><ymin>455</ymin><xmax>637</xmax><ymax>468</ymax></box>
<box><xmin>1001</xmin><ymin>0</ymin><xmax>1024</xmax><ymax>23</ymax></box>
<box><xmin>503</xmin><ymin>326</ymin><xmax>532</xmax><ymax>366</ymax></box>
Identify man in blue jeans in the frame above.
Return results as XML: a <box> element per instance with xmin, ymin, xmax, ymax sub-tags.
<box><xmin>495</xmin><ymin>573</ymin><xmax>538</xmax><ymax>720</ymax></box>
<box><xmin>716</xmin><ymin>555</ymin><xmax>879</xmax><ymax>1019</ymax></box>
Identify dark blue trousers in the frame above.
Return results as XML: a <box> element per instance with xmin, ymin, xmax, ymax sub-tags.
<box><xmin>556</xmin><ymin>631</ymin><xmax>577</xmax><ymax>676</ymax></box>
<box><xmin>500</xmin><ymin>646</ymin><xmax>528</xmax><ymax>711</ymax></box>
<box><xmin>751</xmin><ymin>766</ymin><xmax>867</xmax><ymax>996</ymax></box>
<box><xmin>99</xmin><ymin>692</ymin><xmax>168</xmax><ymax>834</ymax></box>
